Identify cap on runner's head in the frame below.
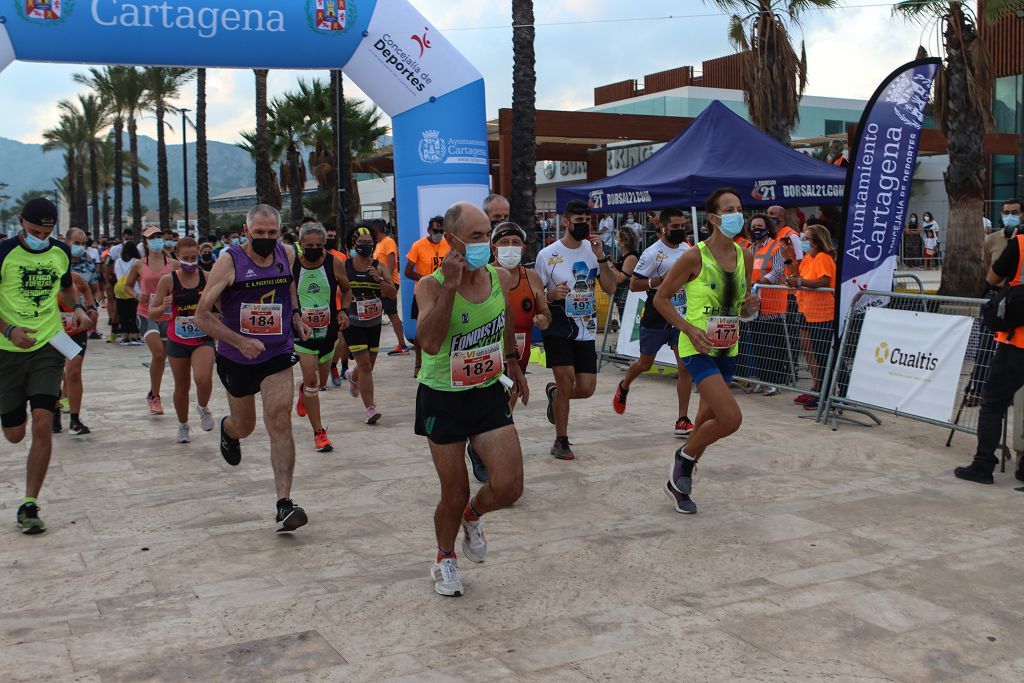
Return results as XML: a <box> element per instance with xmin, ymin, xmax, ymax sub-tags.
<box><xmin>21</xmin><ymin>197</ymin><xmax>58</xmax><ymax>227</ymax></box>
<box><xmin>491</xmin><ymin>222</ymin><xmax>527</xmax><ymax>244</ymax></box>
<box><xmin>142</xmin><ymin>225</ymin><xmax>162</xmax><ymax>238</ymax></box>
<box><xmin>354</xmin><ymin>226</ymin><xmax>372</xmax><ymax>239</ymax></box>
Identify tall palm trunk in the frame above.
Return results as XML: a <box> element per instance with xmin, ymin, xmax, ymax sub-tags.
<box><xmin>102</xmin><ymin>184</ymin><xmax>110</xmax><ymax>238</ymax></box>
<box><xmin>89</xmin><ymin>139</ymin><xmax>100</xmax><ymax>238</ymax></box>
<box><xmin>330</xmin><ymin>69</ymin><xmax>341</xmax><ymax>230</ymax></box>
<box><xmin>65</xmin><ymin>151</ymin><xmax>77</xmax><ymax>226</ymax></box>
<box><xmin>196</xmin><ymin>69</ymin><xmax>210</xmax><ymax>236</ymax></box>
<box><xmin>511</xmin><ymin>0</ymin><xmax>537</xmax><ymax>246</ymax></box>
<box><xmin>937</xmin><ymin>4</ymin><xmax>988</xmax><ymax>296</ymax></box>
<box><xmin>112</xmin><ymin>117</ymin><xmax>124</xmax><ymax>237</ymax></box>
<box><xmin>155</xmin><ymin>102</ymin><xmax>170</xmax><ymax>229</ymax></box>
<box><xmin>287</xmin><ymin>144</ymin><xmax>305</xmax><ymax>225</ymax></box>
<box><xmin>254</xmin><ymin>69</ymin><xmax>274</xmax><ymax>207</ymax></box>
<box><xmin>75</xmin><ymin>156</ymin><xmax>88</xmax><ymax>232</ymax></box>
<box><xmin>129</xmin><ymin>115</ymin><xmax>142</xmax><ymax>231</ymax></box>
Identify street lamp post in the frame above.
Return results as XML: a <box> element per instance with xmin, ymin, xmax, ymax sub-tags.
<box><xmin>181</xmin><ymin>108</ymin><xmax>190</xmax><ymax>237</ymax></box>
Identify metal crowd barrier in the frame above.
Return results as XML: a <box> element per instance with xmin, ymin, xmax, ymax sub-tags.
<box><xmin>596</xmin><ymin>283</ymin><xmax>840</xmax><ymax>409</ymax></box>
<box><xmin>892</xmin><ymin>271</ymin><xmax>925</xmax><ymax>294</ymax></box>
<box><xmin>821</xmin><ymin>290</ymin><xmax>997</xmax><ymax>438</ymax></box>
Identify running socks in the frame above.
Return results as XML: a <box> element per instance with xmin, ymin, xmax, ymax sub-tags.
<box><xmin>23</xmin><ymin>496</ymin><xmax>37</xmax><ymax>506</ymax></box>
<box><xmin>463</xmin><ymin>497</ymin><xmax>482</xmax><ymax>522</ymax></box>
<box><xmin>70</xmin><ymin>413</ymin><xmax>81</xmax><ymax>425</ymax></box>
<box><xmin>437</xmin><ymin>547</ymin><xmax>457</xmax><ymax>562</ymax></box>
<box><xmin>678</xmin><ymin>450</ymin><xmax>696</xmax><ymax>477</ymax></box>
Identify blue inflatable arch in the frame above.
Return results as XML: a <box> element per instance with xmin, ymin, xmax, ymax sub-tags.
<box><xmin>0</xmin><ymin>0</ymin><xmax>491</xmax><ymax>338</ymax></box>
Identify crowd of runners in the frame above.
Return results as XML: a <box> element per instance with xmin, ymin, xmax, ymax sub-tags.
<box><xmin>4</xmin><ymin>190</ymin><xmax>1020</xmax><ymax>598</ymax></box>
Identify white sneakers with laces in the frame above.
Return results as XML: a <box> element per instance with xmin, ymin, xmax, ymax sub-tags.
<box><xmin>197</xmin><ymin>405</ymin><xmax>214</xmax><ymax>431</ymax></box>
<box><xmin>176</xmin><ymin>423</ymin><xmax>191</xmax><ymax>444</ymax></box>
<box><xmin>431</xmin><ymin>557</ymin><xmax>463</xmax><ymax>597</ymax></box>
<box><xmin>461</xmin><ymin>518</ymin><xmax>487</xmax><ymax>563</ymax></box>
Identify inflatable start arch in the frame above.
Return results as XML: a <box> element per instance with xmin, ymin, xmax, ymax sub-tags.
<box><xmin>0</xmin><ymin>0</ymin><xmax>491</xmax><ymax>337</ymax></box>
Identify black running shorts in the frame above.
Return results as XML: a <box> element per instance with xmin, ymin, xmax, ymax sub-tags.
<box><xmin>414</xmin><ymin>381</ymin><xmax>514</xmax><ymax>445</ymax></box>
<box><xmin>216</xmin><ymin>352</ymin><xmax>298</xmax><ymax>398</ymax></box>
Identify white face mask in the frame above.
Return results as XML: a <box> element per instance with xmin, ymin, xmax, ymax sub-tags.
<box><xmin>496</xmin><ymin>245</ymin><xmax>523</xmax><ymax>269</ymax></box>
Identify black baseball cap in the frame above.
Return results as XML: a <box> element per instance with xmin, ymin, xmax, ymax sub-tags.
<box><xmin>21</xmin><ymin>197</ymin><xmax>58</xmax><ymax>228</ymax></box>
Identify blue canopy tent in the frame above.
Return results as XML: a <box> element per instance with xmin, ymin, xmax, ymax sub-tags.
<box><xmin>556</xmin><ymin>100</ymin><xmax>847</xmax><ymax>214</ymax></box>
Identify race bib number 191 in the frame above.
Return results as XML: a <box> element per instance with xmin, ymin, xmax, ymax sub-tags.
<box><xmin>240</xmin><ymin>303</ymin><xmax>283</xmax><ymax>336</ymax></box>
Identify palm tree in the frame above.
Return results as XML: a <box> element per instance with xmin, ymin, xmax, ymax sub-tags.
<box><xmin>42</xmin><ymin>113</ymin><xmax>85</xmax><ymax>229</ymax></box>
<box><xmin>894</xmin><ymin>0</ymin><xmax>1013</xmax><ymax>296</ymax></box>
<box><xmin>60</xmin><ymin>95</ymin><xmax>110</xmax><ymax>238</ymax></box>
<box><xmin>236</xmin><ymin>131</ymin><xmax>284</xmax><ymax>209</ymax></box>
<box><xmin>141</xmin><ymin>67</ymin><xmax>195</xmax><ymax>230</ymax></box>
<box><xmin>254</xmin><ymin>69</ymin><xmax>277</xmax><ymax>208</ymax></box>
<box><xmin>91</xmin><ymin>138</ymin><xmax>116</xmax><ymax>237</ymax></box>
<box><xmin>511</xmin><ymin>0</ymin><xmax>538</xmax><ymax>244</ymax></box>
<box><xmin>709</xmin><ymin>0</ymin><xmax>838</xmax><ymax>144</ymax></box>
<box><xmin>72</xmin><ymin>65</ymin><xmax>138</xmax><ymax>236</ymax></box>
<box><xmin>195</xmin><ymin>68</ymin><xmax>211</xmax><ymax>236</ymax></box>
<box><xmin>268</xmin><ymin>96</ymin><xmax>308</xmax><ymax>226</ymax></box>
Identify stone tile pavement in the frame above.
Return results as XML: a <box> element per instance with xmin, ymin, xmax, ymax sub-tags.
<box><xmin>2</xmin><ymin>332</ymin><xmax>1024</xmax><ymax>681</ymax></box>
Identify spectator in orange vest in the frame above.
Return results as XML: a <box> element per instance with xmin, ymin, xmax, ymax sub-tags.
<box><xmin>742</xmin><ymin>214</ymin><xmax>787</xmax><ymax>395</ymax></box>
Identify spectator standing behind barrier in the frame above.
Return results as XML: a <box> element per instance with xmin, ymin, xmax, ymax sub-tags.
<box><xmin>608</xmin><ymin>227</ymin><xmax>639</xmax><ymax>321</ymax></box>
<box><xmin>954</xmin><ymin>222</ymin><xmax>1024</xmax><ymax>486</ymax></box>
<box><xmin>903</xmin><ymin>213</ymin><xmax>922</xmax><ymax>268</ymax></box>
<box><xmin>742</xmin><ymin>214</ymin><xmax>786</xmax><ymax>395</ymax></box>
<box><xmin>921</xmin><ymin>212</ymin><xmax>941</xmax><ymax>261</ymax></box>
<box><xmin>783</xmin><ymin>224</ymin><xmax>836</xmax><ymax>411</ymax></box>
<box><xmin>967</xmin><ymin>198</ymin><xmax>1023</xmax><ymax>406</ymax></box>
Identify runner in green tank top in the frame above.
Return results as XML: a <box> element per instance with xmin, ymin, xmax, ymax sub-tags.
<box><xmin>653</xmin><ymin>188</ymin><xmax>759</xmax><ymax>515</ymax></box>
<box><xmin>414</xmin><ymin>202</ymin><xmax>528</xmax><ymax>598</ymax></box>
<box><xmin>292</xmin><ymin>223</ymin><xmax>351</xmax><ymax>454</ymax></box>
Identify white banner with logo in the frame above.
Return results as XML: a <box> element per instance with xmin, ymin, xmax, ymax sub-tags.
<box><xmin>0</xmin><ymin>26</ymin><xmax>12</xmax><ymax>73</ymax></box>
<box><xmin>416</xmin><ymin>184</ymin><xmax>489</xmax><ymax>239</ymax></box>
<box><xmin>615</xmin><ymin>291</ymin><xmax>677</xmax><ymax>366</ymax></box>
<box><xmin>847</xmin><ymin>307</ymin><xmax>971</xmax><ymax>422</ymax></box>
<box><xmin>343</xmin><ymin>0</ymin><xmax>481</xmax><ymax>116</ymax></box>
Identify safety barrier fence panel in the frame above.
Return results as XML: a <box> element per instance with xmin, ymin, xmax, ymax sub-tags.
<box><xmin>892</xmin><ymin>271</ymin><xmax>925</xmax><ymax>294</ymax></box>
<box><xmin>822</xmin><ymin>289</ymin><xmax>993</xmax><ymax>436</ymax></box>
<box><xmin>597</xmin><ymin>283</ymin><xmax>840</xmax><ymax>406</ymax></box>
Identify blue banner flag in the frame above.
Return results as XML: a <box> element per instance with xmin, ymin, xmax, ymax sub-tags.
<box><xmin>836</xmin><ymin>58</ymin><xmax>940</xmax><ymax>333</ymax></box>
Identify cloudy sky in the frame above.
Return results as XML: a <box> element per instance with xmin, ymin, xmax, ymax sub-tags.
<box><xmin>0</xmin><ymin>0</ymin><xmax>933</xmax><ymax>145</ymax></box>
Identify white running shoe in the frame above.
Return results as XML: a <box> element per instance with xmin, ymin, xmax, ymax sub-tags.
<box><xmin>461</xmin><ymin>518</ymin><xmax>487</xmax><ymax>563</ymax></box>
<box><xmin>431</xmin><ymin>557</ymin><xmax>463</xmax><ymax>597</ymax></box>
<box><xmin>176</xmin><ymin>423</ymin><xmax>191</xmax><ymax>444</ymax></box>
<box><xmin>197</xmin><ymin>405</ymin><xmax>214</xmax><ymax>432</ymax></box>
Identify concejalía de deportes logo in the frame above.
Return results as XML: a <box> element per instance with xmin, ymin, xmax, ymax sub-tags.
<box><xmin>372</xmin><ymin>32</ymin><xmax>433</xmax><ymax>93</ymax></box>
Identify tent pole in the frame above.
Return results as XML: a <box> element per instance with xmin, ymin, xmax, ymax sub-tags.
<box><xmin>690</xmin><ymin>206</ymin><xmax>699</xmax><ymax>245</ymax></box>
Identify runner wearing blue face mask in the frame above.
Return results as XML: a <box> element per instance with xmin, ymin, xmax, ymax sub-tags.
<box><xmin>652</xmin><ymin>188</ymin><xmax>759</xmax><ymax>514</ymax></box>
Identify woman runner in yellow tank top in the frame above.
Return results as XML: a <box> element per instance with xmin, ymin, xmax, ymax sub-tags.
<box><xmin>653</xmin><ymin>188</ymin><xmax>760</xmax><ymax>515</ymax></box>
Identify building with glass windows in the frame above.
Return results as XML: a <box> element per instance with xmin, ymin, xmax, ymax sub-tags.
<box><xmin>982</xmin><ymin>8</ymin><xmax>1023</xmax><ymax>203</ymax></box>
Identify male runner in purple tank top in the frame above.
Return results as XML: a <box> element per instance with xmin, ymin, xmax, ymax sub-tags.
<box><xmin>197</xmin><ymin>204</ymin><xmax>313</xmax><ymax>532</ymax></box>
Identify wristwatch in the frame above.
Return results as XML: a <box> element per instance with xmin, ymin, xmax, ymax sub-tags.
<box><xmin>505</xmin><ymin>348</ymin><xmax>520</xmax><ymax>361</ymax></box>
<box><xmin>598</xmin><ymin>257</ymin><xmax>609</xmax><ymax>264</ymax></box>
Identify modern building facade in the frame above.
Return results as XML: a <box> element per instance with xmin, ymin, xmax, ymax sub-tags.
<box><xmin>981</xmin><ymin>5</ymin><xmax>1023</xmax><ymax>201</ymax></box>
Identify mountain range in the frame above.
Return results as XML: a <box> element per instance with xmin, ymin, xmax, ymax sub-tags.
<box><xmin>0</xmin><ymin>134</ymin><xmax>257</xmax><ymax>212</ymax></box>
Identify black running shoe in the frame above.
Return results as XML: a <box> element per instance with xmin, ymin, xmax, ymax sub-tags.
<box><xmin>51</xmin><ymin>412</ymin><xmax>62</xmax><ymax>434</ymax></box>
<box><xmin>1016</xmin><ymin>458</ymin><xmax>1024</xmax><ymax>484</ymax></box>
<box><xmin>275</xmin><ymin>499</ymin><xmax>308</xmax><ymax>532</ymax></box>
<box><xmin>17</xmin><ymin>503</ymin><xmax>46</xmax><ymax>534</ymax></box>
<box><xmin>69</xmin><ymin>421</ymin><xmax>91</xmax><ymax>436</ymax></box>
<box><xmin>220</xmin><ymin>416</ymin><xmax>242</xmax><ymax>466</ymax></box>
<box><xmin>466</xmin><ymin>442</ymin><xmax>489</xmax><ymax>483</ymax></box>
<box><xmin>954</xmin><ymin>462</ymin><xmax>994</xmax><ymax>485</ymax></box>
<box><xmin>545</xmin><ymin>382</ymin><xmax>557</xmax><ymax>425</ymax></box>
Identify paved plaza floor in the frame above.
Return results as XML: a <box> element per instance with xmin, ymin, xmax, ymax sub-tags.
<box><xmin>2</xmin><ymin>330</ymin><xmax>1024</xmax><ymax>682</ymax></box>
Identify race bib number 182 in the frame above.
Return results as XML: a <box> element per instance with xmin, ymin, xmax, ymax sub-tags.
<box><xmin>450</xmin><ymin>342</ymin><xmax>503</xmax><ymax>388</ymax></box>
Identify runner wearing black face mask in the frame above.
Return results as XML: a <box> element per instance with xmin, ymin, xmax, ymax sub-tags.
<box><xmin>535</xmin><ymin>200</ymin><xmax>617</xmax><ymax>460</ymax></box>
<box><xmin>613</xmin><ymin>208</ymin><xmax>699</xmax><ymax>436</ymax></box>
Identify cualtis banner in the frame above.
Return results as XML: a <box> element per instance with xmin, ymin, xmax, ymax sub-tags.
<box><xmin>837</xmin><ymin>58</ymin><xmax>940</xmax><ymax>334</ymax></box>
<box><xmin>0</xmin><ymin>0</ymin><xmax>492</xmax><ymax>336</ymax></box>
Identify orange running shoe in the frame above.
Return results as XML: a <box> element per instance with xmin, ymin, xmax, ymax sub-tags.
<box><xmin>314</xmin><ymin>428</ymin><xmax>333</xmax><ymax>453</ymax></box>
<box><xmin>296</xmin><ymin>381</ymin><xmax>307</xmax><ymax>417</ymax></box>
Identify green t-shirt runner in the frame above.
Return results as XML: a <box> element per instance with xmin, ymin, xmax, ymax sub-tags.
<box><xmin>293</xmin><ymin>253</ymin><xmax>338</xmax><ymax>347</ymax></box>
<box><xmin>418</xmin><ymin>264</ymin><xmax>507</xmax><ymax>392</ymax></box>
<box><xmin>0</xmin><ymin>236</ymin><xmax>73</xmax><ymax>353</ymax></box>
